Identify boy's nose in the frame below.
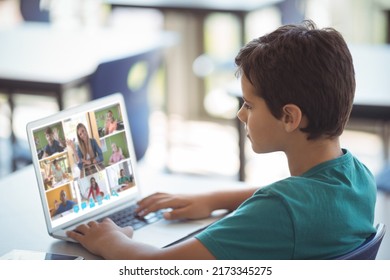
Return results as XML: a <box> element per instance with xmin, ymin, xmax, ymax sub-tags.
<box><xmin>236</xmin><ymin>105</ymin><xmax>246</xmax><ymax>123</ymax></box>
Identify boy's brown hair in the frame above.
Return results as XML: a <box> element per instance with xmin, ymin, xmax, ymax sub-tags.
<box><xmin>45</xmin><ymin>127</ymin><xmax>53</xmax><ymax>135</ymax></box>
<box><xmin>235</xmin><ymin>20</ymin><xmax>355</xmax><ymax>140</ymax></box>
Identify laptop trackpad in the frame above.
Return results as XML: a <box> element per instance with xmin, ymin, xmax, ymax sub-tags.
<box><xmin>132</xmin><ymin>218</ymin><xmax>218</xmax><ymax>248</ymax></box>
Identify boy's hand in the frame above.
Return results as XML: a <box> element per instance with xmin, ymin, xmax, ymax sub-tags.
<box><xmin>136</xmin><ymin>192</ymin><xmax>213</xmax><ymax>220</ymax></box>
<box><xmin>66</xmin><ymin>219</ymin><xmax>133</xmax><ymax>258</ymax></box>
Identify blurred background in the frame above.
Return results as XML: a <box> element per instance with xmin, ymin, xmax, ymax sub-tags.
<box><xmin>1</xmin><ymin>0</ymin><xmax>389</xmax><ymax>179</ymax></box>
<box><xmin>0</xmin><ymin>0</ymin><xmax>390</xmax><ymax>259</ymax></box>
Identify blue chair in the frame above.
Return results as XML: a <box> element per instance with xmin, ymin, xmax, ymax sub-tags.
<box><xmin>89</xmin><ymin>48</ymin><xmax>163</xmax><ymax>161</ymax></box>
<box><xmin>332</xmin><ymin>223</ymin><xmax>386</xmax><ymax>260</ymax></box>
<box><xmin>20</xmin><ymin>0</ymin><xmax>50</xmax><ymax>22</ymax></box>
<box><xmin>376</xmin><ymin>165</ymin><xmax>390</xmax><ymax>193</ymax></box>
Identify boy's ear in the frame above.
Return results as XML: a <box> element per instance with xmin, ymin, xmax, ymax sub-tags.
<box><xmin>281</xmin><ymin>104</ymin><xmax>303</xmax><ymax>133</ymax></box>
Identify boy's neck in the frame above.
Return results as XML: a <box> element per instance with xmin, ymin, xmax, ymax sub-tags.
<box><xmin>285</xmin><ymin>137</ymin><xmax>343</xmax><ymax>176</ymax></box>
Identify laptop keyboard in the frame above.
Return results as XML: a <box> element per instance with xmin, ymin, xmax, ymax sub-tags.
<box><xmin>99</xmin><ymin>204</ymin><xmax>164</xmax><ymax>230</ymax></box>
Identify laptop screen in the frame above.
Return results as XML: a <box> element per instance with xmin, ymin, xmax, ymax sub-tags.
<box><xmin>26</xmin><ymin>94</ymin><xmax>139</xmax><ymax>231</ymax></box>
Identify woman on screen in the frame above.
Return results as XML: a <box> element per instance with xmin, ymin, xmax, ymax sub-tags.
<box><xmin>67</xmin><ymin>123</ymin><xmax>103</xmax><ymax>176</ymax></box>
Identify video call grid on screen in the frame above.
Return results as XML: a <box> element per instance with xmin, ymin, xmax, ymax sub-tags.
<box><xmin>30</xmin><ymin>101</ymin><xmax>138</xmax><ymax>229</ymax></box>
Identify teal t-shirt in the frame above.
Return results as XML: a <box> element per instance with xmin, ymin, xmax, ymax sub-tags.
<box><xmin>196</xmin><ymin>149</ymin><xmax>377</xmax><ymax>259</ymax></box>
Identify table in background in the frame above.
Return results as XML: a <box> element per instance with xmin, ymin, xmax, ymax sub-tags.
<box><xmin>105</xmin><ymin>0</ymin><xmax>282</xmax><ymax>45</ymax></box>
<box><xmin>0</xmin><ymin>22</ymin><xmax>176</xmax><ymax>109</ymax></box>
<box><xmin>0</xmin><ymin>22</ymin><xmax>176</xmax><ymax>170</ymax></box>
<box><xmin>348</xmin><ymin>45</ymin><xmax>390</xmax><ymax>159</ymax></box>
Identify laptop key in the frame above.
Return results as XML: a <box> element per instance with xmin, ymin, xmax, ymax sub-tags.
<box><xmin>144</xmin><ymin>216</ymin><xmax>160</xmax><ymax>224</ymax></box>
<box><xmin>100</xmin><ymin>204</ymin><xmax>164</xmax><ymax>230</ymax></box>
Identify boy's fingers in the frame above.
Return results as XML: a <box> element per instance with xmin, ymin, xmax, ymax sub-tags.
<box><xmin>163</xmin><ymin>208</ymin><xmax>190</xmax><ymax>220</ymax></box>
<box><xmin>66</xmin><ymin>229</ymin><xmax>85</xmax><ymax>242</ymax></box>
<box><xmin>137</xmin><ymin>194</ymin><xmax>183</xmax><ymax>214</ymax></box>
<box><xmin>137</xmin><ymin>201</ymin><xmax>170</xmax><ymax>216</ymax></box>
<box><xmin>137</xmin><ymin>193</ymin><xmax>167</xmax><ymax>210</ymax></box>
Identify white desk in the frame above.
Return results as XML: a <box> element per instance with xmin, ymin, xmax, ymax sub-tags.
<box><xmin>0</xmin><ymin>164</ymin><xmax>245</xmax><ymax>260</ymax></box>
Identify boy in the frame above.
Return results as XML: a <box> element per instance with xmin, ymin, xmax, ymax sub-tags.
<box><xmin>42</xmin><ymin>127</ymin><xmax>64</xmax><ymax>158</ymax></box>
<box><xmin>67</xmin><ymin>20</ymin><xmax>376</xmax><ymax>259</ymax></box>
<box><xmin>54</xmin><ymin>190</ymin><xmax>76</xmax><ymax>217</ymax></box>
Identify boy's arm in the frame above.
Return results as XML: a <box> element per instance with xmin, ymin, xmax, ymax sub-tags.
<box><xmin>67</xmin><ymin>188</ymin><xmax>258</xmax><ymax>259</ymax></box>
<box><xmin>136</xmin><ymin>188</ymin><xmax>257</xmax><ymax>220</ymax></box>
<box><xmin>67</xmin><ymin>219</ymin><xmax>215</xmax><ymax>260</ymax></box>
<box><xmin>208</xmin><ymin>188</ymin><xmax>257</xmax><ymax>211</ymax></box>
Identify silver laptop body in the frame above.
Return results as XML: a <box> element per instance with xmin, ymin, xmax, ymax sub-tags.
<box><xmin>26</xmin><ymin>93</ymin><xmax>221</xmax><ymax>248</ymax></box>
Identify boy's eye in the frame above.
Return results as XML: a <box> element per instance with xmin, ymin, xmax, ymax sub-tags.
<box><xmin>243</xmin><ymin>102</ymin><xmax>252</xmax><ymax>110</ymax></box>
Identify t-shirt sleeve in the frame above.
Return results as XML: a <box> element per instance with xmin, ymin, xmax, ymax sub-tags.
<box><xmin>196</xmin><ymin>190</ymin><xmax>295</xmax><ymax>260</ymax></box>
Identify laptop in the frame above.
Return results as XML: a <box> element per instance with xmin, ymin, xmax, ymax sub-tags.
<box><xmin>26</xmin><ymin>93</ymin><xmax>224</xmax><ymax>248</ymax></box>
